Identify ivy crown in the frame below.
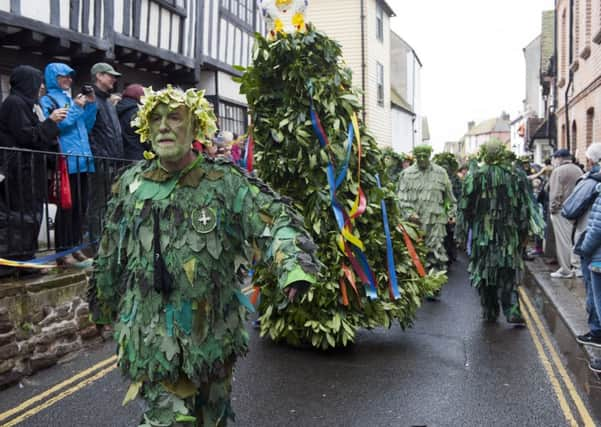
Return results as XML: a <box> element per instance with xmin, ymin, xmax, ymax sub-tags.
<box><xmin>477</xmin><ymin>140</ymin><xmax>516</xmax><ymax>165</ymax></box>
<box><xmin>413</xmin><ymin>145</ymin><xmax>433</xmax><ymax>158</ymax></box>
<box><xmin>132</xmin><ymin>85</ymin><xmax>218</xmax><ymax>144</ymax></box>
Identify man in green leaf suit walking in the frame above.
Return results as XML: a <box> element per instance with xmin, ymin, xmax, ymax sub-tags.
<box><xmin>397</xmin><ymin>145</ymin><xmax>457</xmax><ymax>273</ymax></box>
<box><xmin>89</xmin><ymin>86</ymin><xmax>319</xmax><ymax>426</ymax></box>
<box><xmin>457</xmin><ymin>141</ymin><xmax>544</xmax><ymax>323</ymax></box>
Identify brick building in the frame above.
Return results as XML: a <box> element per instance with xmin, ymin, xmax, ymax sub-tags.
<box><xmin>555</xmin><ymin>0</ymin><xmax>601</xmax><ymax>162</ymax></box>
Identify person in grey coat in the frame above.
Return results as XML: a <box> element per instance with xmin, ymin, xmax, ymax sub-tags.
<box><xmin>549</xmin><ymin>149</ymin><xmax>583</xmax><ymax>278</ymax></box>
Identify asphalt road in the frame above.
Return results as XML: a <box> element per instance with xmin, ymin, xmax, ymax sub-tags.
<box><xmin>0</xmin><ymin>254</ymin><xmax>596</xmax><ymax>426</ymax></box>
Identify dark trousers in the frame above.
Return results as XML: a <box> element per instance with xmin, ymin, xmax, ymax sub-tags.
<box><xmin>55</xmin><ymin>173</ymin><xmax>89</xmax><ymax>252</ymax></box>
<box><xmin>88</xmin><ymin>166</ymin><xmax>110</xmax><ymax>252</ymax></box>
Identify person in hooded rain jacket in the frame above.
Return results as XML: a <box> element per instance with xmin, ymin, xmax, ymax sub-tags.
<box><xmin>40</xmin><ymin>63</ymin><xmax>97</xmax><ymax>265</ymax></box>
<box><xmin>116</xmin><ymin>83</ymin><xmax>148</xmax><ymax>160</ymax></box>
<box><xmin>0</xmin><ymin>65</ymin><xmax>66</xmax><ymax>262</ymax></box>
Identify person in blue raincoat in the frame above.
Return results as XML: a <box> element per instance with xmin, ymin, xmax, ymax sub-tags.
<box><xmin>40</xmin><ymin>63</ymin><xmax>97</xmax><ymax>265</ymax></box>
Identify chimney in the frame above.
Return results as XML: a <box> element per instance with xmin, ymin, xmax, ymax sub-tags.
<box><xmin>468</xmin><ymin>121</ymin><xmax>475</xmax><ymax>130</ymax></box>
<box><xmin>501</xmin><ymin>111</ymin><xmax>510</xmax><ymax>121</ymax></box>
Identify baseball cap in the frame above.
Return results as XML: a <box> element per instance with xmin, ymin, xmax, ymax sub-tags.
<box><xmin>90</xmin><ymin>62</ymin><xmax>121</xmax><ymax>77</ymax></box>
<box><xmin>552</xmin><ymin>148</ymin><xmax>571</xmax><ymax>158</ymax></box>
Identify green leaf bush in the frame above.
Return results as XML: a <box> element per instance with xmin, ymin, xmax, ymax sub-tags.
<box><xmin>238</xmin><ymin>26</ymin><xmax>445</xmax><ymax>349</ymax></box>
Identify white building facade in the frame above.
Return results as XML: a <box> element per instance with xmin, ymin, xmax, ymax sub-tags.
<box><xmin>307</xmin><ymin>0</ymin><xmax>395</xmax><ymax>148</ymax></box>
<box><xmin>390</xmin><ymin>31</ymin><xmax>423</xmax><ymax>153</ymax></box>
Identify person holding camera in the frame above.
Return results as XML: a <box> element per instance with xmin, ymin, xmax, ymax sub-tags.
<box><xmin>40</xmin><ymin>62</ymin><xmax>97</xmax><ymax>266</ymax></box>
<box><xmin>87</xmin><ymin>63</ymin><xmax>123</xmax><ymax>254</ymax></box>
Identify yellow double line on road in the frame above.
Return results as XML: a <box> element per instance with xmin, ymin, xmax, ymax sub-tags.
<box><xmin>0</xmin><ymin>286</ymin><xmax>256</xmax><ymax>426</ymax></box>
<box><xmin>519</xmin><ymin>287</ymin><xmax>596</xmax><ymax>427</ymax></box>
<box><xmin>0</xmin><ymin>356</ymin><xmax>118</xmax><ymax>426</ymax></box>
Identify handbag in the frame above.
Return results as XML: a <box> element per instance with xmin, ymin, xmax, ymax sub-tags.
<box><xmin>49</xmin><ymin>155</ymin><xmax>72</xmax><ymax>209</ymax></box>
<box><xmin>561</xmin><ymin>177</ymin><xmax>601</xmax><ymax>220</ymax></box>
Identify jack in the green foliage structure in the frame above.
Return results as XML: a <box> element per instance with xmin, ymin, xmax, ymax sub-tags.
<box><xmin>237</xmin><ymin>23</ymin><xmax>445</xmax><ymax>350</ymax></box>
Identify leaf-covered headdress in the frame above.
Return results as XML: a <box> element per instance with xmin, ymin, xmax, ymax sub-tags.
<box><xmin>132</xmin><ymin>85</ymin><xmax>218</xmax><ymax>143</ymax></box>
<box><xmin>477</xmin><ymin>139</ymin><xmax>516</xmax><ymax>165</ymax></box>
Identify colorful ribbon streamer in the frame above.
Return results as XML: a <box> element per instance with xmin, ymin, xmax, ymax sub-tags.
<box><xmin>307</xmin><ymin>83</ymin><xmax>378</xmax><ymax>300</ymax></box>
<box><xmin>0</xmin><ymin>242</ymin><xmax>95</xmax><ymax>269</ymax></box>
<box><xmin>397</xmin><ymin>224</ymin><xmax>426</xmax><ymax>278</ymax></box>
<box><xmin>241</xmin><ymin>130</ymin><xmax>254</xmax><ymax>172</ymax></box>
<box><xmin>375</xmin><ymin>174</ymin><xmax>401</xmax><ymax>300</ymax></box>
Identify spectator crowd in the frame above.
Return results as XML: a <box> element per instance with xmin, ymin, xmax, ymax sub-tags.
<box><xmin>0</xmin><ymin>62</ymin><xmax>248</xmax><ymax>273</ymax></box>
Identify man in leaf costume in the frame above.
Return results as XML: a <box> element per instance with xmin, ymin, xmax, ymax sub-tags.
<box><xmin>89</xmin><ymin>86</ymin><xmax>319</xmax><ymax>426</ymax></box>
<box><xmin>397</xmin><ymin>145</ymin><xmax>457</xmax><ymax>272</ymax></box>
<box><xmin>238</xmin><ymin>15</ymin><xmax>444</xmax><ymax>349</ymax></box>
<box><xmin>433</xmin><ymin>152</ymin><xmax>462</xmax><ymax>265</ymax></box>
<box><xmin>457</xmin><ymin>141</ymin><xmax>543</xmax><ymax>322</ymax></box>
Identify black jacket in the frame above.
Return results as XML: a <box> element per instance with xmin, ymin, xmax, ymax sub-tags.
<box><xmin>0</xmin><ymin>65</ymin><xmax>59</xmax><ymax>211</ymax></box>
<box><xmin>89</xmin><ymin>85</ymin><xmax>123</xmax><ymax>159</ymax></box>
<box><xmin>116</xmin><ymin>97</ymin><xmax>148</xmax><ymax>160</ymax></box>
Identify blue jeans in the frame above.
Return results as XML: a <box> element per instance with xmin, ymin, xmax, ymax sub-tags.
<box><xmin>584</xmin><ymin>257</ymin><xmax>601</xmax><ymax>336</ymax></box>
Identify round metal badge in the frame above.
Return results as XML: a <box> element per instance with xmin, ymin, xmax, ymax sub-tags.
<box><xmin>191</xmin><ymin>207</ymin><xmax>217</xmax><ymax>234</ymax></box>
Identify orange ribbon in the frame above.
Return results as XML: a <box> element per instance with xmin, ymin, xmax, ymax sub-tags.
<box><xmin>250</xmin><ymin>286</ymin><xmax>261</xmax><ymax>306</ymax></box>
<box><xmin>398</xmin><ymin>224</ymin><xmax>426</xmax><ymax>277</ymax></box>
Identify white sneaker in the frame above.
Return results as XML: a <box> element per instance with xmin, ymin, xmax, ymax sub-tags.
<box><xmin>574</xmin><ymin>269</ymin><xmax>583</xmax><ymax>278</ymax></box>
<box><xmin>550</xmin><ymin>269</ymin><xmax>574</xmax><ymax>279</ymax></box>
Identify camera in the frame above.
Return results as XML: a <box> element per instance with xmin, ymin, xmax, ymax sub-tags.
<box><xmin>80</xmin><ymin>84</ymin><xmax>94</xmax><ymax>95</ymax></box>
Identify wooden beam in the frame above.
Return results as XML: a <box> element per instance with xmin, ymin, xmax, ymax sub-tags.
<box><xmin>0</xmin><ymin>30</ymin><xmax>47</xmax><ymax>48</ymax></box>
<box><xmin>132</xmin><ymin>0</ymin><xmax>141</xmax><ymax>38</ymax></box>
<box><xmin>81</xmin><ymin>0</ymin><xmax>90</xmax><ymax>34</ymax></box>
<box><xmin>113</xmin><ymin>32</ymin><xmax>195</xmax><ymax>68</ymax></box>
<box><xmin>122</xmin><ymin>0</ymin><xmax>131</xmax><ymax>36</ymax></box>
<box><xmin>10</xmin><ymin>0</ymin><xmax>20</xmax><ymax>14</ymax></box>
<box><xmin>69</xmin><ymin>0</ymin><xmax>81</xmax><ymax>31</ymax></box>
<box><xmin>50</xmin><ymin>0</ymin><xmax>60</xmax><ymax>26</ymax></box>
<box><xmin>93</xmin><ymin>0</ymin><xmax>102</xmax><ymax>37</ymax></box>
<box><xmin>42</xmin><ymin>36</ymin><xmax>72</xmax><ymax>56</ymax></box>
<box><xmin>115</xmin><ymin>45</ymin><xmax>142</xmax><ymax>62</ymax></box>
<box><xmin>0</xmin><ymin>11</ymin><xmax>110</xmax><ymax>50</ymax></box>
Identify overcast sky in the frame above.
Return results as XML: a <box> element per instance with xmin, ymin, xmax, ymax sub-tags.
<box><xmin>389</xmin><ymin>0</ymin><xmax>555</xmax><ymax>151</ymax></box>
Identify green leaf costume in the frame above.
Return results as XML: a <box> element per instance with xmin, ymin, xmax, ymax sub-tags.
<box><xmin>397</xmin><ymin>160</ymin><xmax>457</xmax><ymax>271</ymax></box>
<box><xmin>456</xmin><ymin>142</ymin><xmax>544</xmax><ymax>321</ymax></box>
<box><xmin>238</xmin><ymin>25</ymin><xmax>445</xmax><ymax>350</ymax></box>
<box><xmin>89</xmin><ymin>154</ymin><xmax>319</xmax><ymax>426</ymax></box>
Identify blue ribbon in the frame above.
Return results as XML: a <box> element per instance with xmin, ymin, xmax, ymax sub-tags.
<box><xmin>375</xmin><ymin>174</ymin><xmax>401</xmax><ymax>300</ymax></box>
<box><xmin>25</xmin><ymin>242</ymin><xmax>96</xmax><ymax>264</ymax></box>
<box><xmin>352</xmin><ymin>247</ymin><xmax>378</xmax><ymax>300</ymax></box>
<box><xmin>335</xmin><ymin>123</ymin><xmax>353</xmax><ymax>191</ymax></box>
<box><xmin>308</xmin><ymin>88</ymin><xmax>378</xmax><ymax>301</ymax></box>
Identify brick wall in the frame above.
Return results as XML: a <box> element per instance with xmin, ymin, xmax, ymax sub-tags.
<box><xmin>556</xmin><ymin>0</ymin><xmax>601</xmax><ymax>163</ymax></box>
<box><xmin>0</xmin><ymin>272</ymin><xmax>101</xmax><ymax>388</ymax></box>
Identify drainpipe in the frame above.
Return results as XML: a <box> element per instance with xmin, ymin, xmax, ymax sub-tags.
<box><xmin>565</xmin><ymin>0</ymin><xmax>574</xmax><ymax>152</ymax></box>
<box><xmin>551</xmin><ymin>0</ymin><xmax>558</xmax><ymax>149</ymax></box>
<box><xmin>360</xmin><ymin>0</ymin><xmax>366</xmax><ymax>122</ymax></box>
<box><xmin>412</xmin><ymin>52</ymin><xmax>416</xmax><ymax>146</ymax></box>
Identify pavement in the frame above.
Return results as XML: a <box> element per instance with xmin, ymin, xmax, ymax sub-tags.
<box><xmin>0</xmin><ymin>254</ymin><xmax>598</xmax><ymax>426</ymax></box>
<box><xmin>523</xmin><ymin>255</ymin><xmax>601</xmax><ymax>421</ymax></box>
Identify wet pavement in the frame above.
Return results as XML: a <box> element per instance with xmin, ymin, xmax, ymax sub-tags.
<box><xmin>0</xmin><ymin>254</ymin><xmax>593</xmax><ymax>426</ymax></box>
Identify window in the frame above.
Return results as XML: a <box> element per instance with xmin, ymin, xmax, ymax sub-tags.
<box><xmin>376</xmin><ymin>2</ymin><xmax>384</xmax><ymax>42</ymax></box>
<box><xmin>376</xmin><ymin>62</ymin><xmax>384</xmax><ymax>106</ymax></box>
<box><xmin>218</xmin><ymin>101</ymin><xmax>248</xmax><ymax>137</ymax></box>
<box><xmin>587</xmin><ymin>108</ymin><xmax>594</xmax><ymax>147</ymax></box>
